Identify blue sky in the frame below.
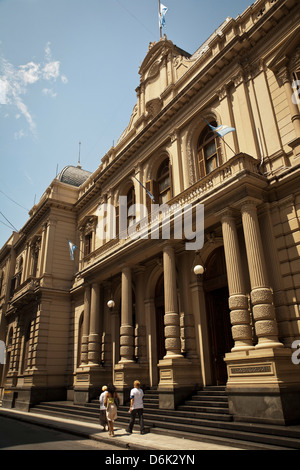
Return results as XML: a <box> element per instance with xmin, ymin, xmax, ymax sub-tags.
<box><xmin>0</xmin><ymin>0</ymin><xmax>253</xmax><ymax>248</ymax></box>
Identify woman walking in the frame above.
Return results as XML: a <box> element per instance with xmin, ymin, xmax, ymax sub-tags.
<box><xmin>105</xmin><ymin>384</ymin><xmax>119</xmax><ymax>436</ymax></box>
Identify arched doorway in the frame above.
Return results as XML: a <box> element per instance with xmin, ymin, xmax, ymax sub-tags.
<box><xmin>204</xmin><ymin>246</ymin><xmax>233</xmax><ymax>385</ymax></box>
<box><xmin>155</xmin><ymin>275</ymin><xmax>166</xmax><ymax>362</ymax></box>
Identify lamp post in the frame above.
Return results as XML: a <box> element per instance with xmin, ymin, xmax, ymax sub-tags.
<box><xmin>193</xmin><ymin>264</ymin><xmax>205</xmax><ymax>276</ymax></box>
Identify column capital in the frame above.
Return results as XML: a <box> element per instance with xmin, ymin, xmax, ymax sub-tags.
<box><xmin>162</xmin><ymin>240</ymin><xmax>177</xmax><ymax>252</ymax></box>
<box><xmin>215</xmin><ymin>207</ymin><xmax>239</xmax><ymax>221</ymax></box>
<box><xmin>233</xmin><ymin>196</ymin><xmax>263</xmax><ymax>212</ymax></box>
<box><xmin>133</xmin><ymin>264</ymin><xmax>146</xmax><ymax>275</ymax></box>
<box><xmin>120</xmin><ymin>263</ymin><xmax>134</xmax><ymax>272</ymax></box>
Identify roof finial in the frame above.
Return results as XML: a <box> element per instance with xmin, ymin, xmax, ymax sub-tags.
<box><xmin>77</xmin><ymin>141</ymin><xmax>82</xmax><ymax>168</ymax></box>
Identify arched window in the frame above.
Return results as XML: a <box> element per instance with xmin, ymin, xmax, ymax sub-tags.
<box><xmin>145</xmin><ymin>157</ymin><xmax>172</xmax><ymax>213</ymax></box>
<box><xmin>197</xmin><ymin>121</ymin><xmax>219</xmax><ymax>179</ymax></box>
<box><xmin>127</xmin><ymin>185</ymin><xmax>136</xmax><ymax>227</ymax></box>
<box><xmin>157</xmin><ymin>158</ymin><xmax>171</xmax><ymax>204</ymax></box>
<box><xmin>7</xmin><ymin>328</ymin><xmax>13</xmax><ymax>347</ymax></box>
<box><xmin>15</xmin><ymin>257</ymin><xmax>23</xmax><ymax>288</ymax></box>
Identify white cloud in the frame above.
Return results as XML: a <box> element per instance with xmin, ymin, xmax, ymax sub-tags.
<box><xmin>14</xmin><ymin>129</ymin><xmax>26</xmax><ymax>140</ymax></box>
<box><xmin>0</xmin><ymin>78</ymin><xmax>7</xmax><ymax>104</ymax></box>
<box><xmin>19</xmin><ymin>61</ymin><xmax>40</xmax><ymax>85</ymax></box>
<box><xmin>42</xmin><ymin>87</ymin><xmax>57</xmax><ymax>98</ymax></box>
<box><xmin>0</xmin><ymin>43</ymin><xmax>68</xmax><ymax>137</ymax></box>
<box><xmin>43</xmin><ymin>61</ymin><xmax>60</xmax><ymax>81</ymax></box>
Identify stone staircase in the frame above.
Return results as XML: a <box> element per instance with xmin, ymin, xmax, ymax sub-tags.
<box><xmin>30</xmin><ymin>386</ymin><xmax>300</xmax><ymax>450</ymax></box>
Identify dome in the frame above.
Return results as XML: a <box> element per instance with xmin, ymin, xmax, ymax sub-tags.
<box><xmin>57</xmin><ymin>165</ymin><xmax>92</xmax><ymax>187</ymax></box>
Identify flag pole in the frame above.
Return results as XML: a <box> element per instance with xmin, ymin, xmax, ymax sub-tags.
<box><xmin>158</xmin><ymin>0</ymin><xmax>162</xmax><ymax>39</ymax></box>
<box><xmin>219</xmin><ymin>136</ymin><xmax>237</xmax><ymax>157</ymax></box>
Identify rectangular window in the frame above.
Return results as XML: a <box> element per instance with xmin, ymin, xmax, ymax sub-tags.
<box><xmin>84</xmin><ymin>233</ymin><xmax>92</xmax><ymax>256</ymax></box>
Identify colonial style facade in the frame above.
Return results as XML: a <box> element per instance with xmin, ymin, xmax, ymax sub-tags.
<box><xmin>1</xmin><ymin>0</ymin><xmax>300</xmax><ymax>425</ymax></box>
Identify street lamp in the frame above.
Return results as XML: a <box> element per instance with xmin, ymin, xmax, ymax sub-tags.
<box><xmin>193</xmin><ymin>264</ymin><xmax>205</xmax><ymax>275</ymax></box>
<box><xmin>107</xmin><ymin>299</ymin><xmax>115</xmax><ymax>310</ymax></box>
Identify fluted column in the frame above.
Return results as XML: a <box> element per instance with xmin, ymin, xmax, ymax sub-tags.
<box><xmin>259</xmin><ymin>203</ymin><xmax>294</xmax><ymax>347</ymax></box>
<box><xmin>80</xmin><ymin>285</ymin><xmax>91</xmax><ymax>365</ymax></box>
<box><xmin>134</xmin><ymin>268</ymin><xmax>147</xmax><ymax>363</ymax></box>
<box><xmin>241</xmin><ymin>200</ymin><xmax>283</xmax><ymax>349</ymax></box>
<box><xmin>119</xmin><ymin>266</ymin><xmax>134</xmax><ymax>363</ymax></box>
<box><xmin>88</xmin><ymin>283</ymin><xmax>101</xmax><ymax>365</ymax></box>
<box><xmin>221</xmin><ymin>209</ymin><xmax>254</xmax><ymax>351</ymax></box>
<box><xmin>163</xmin><ymin>244</ymin><xmax>182</xmax><ymax>358</ymax></box>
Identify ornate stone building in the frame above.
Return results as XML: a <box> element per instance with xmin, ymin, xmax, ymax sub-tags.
<box><xmin>1</xmin><ymin>0</ymin><xmax>300</xmax><ymax>425</ymax></box>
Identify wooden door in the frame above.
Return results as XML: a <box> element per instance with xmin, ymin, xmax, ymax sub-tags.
<box><xmin>204</xmin><ymin>247</ymin><xmax>233</xmax><ymax>385</ymax></box>
<box><xmin>205</xmin><ymin>286</ymin><xmax>233</xmax><ymax>384</ymax></box>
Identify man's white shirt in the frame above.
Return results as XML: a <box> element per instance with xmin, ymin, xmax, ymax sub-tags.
<box><xmin>130</xmin><ymin>387</ymin><xmax>144</xmax><ymax>409</ymax></box>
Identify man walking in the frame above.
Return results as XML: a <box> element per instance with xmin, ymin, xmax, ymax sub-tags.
<box><xmin>126</xmin><ymin>380</ymin><xmax>145</xmax><ymax>435</ymax></box>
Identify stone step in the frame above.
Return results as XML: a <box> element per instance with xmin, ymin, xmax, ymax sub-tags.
<box><xmin>190</xmin><ymin>395</ymin><xmax>229</xmax><ymax>402</ymax></box>
<box><xmin>148</xmin><ymin>419</ymin><xmax>300</xmax><ymax>450</ymax></box>
<box><xmin>30</xmin><ymin>401</ymin><xmax>300</xmax><ymax>450</ymax></box>
<box><xmin>29</xmin><ymin>385</ymin><xmax>300</xmax><ymax>450</ymax></box>
<box><xmin>177</xmin><ymin>404</ymin><xmax>230</xmax><ymax>414</ymax></box>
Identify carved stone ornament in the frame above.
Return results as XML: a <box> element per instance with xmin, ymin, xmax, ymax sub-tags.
<box><xmin>148</xmin><ymin>61</ymin><xmax>160</xmax><ymax>80</ymax></box>
<box><xmin>145</xmin><ymin>98</ymin><xmax>163</xmax><ymax>120</ymax></box>
<box><xmin>83</xmin><ymin>216</ymin><xmax>97</xmax><ymax>236</ymax></box>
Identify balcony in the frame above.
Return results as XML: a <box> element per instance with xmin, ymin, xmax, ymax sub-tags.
<box><xmin>8</xmin><ymin>277</ymin><xmax>40</xmax><ymax>310</ymax></box>
<box><xmin>77</xmin><ymin>153</ymin><xmax>264</xmax><ymax>276</ymax></box>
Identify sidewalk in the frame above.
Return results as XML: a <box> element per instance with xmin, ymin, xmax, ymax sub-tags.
<box><xmin>0</xmin><ymin>407</ymin><xmax>244</xmax><ymax>451</ymax></box>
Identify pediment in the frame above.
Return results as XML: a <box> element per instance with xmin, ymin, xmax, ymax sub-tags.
<box><xmin>139</xmin><ymin>36</ymin><xmax>190</xmax><ymax>80</ymax></box>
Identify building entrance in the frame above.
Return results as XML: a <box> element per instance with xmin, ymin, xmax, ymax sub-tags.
<box><xmin>204</xmin><ymin>247</ymin><xmax>233</xmax><ymax>385</ymax></box>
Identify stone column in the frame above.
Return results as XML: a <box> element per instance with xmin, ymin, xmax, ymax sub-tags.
<box><xmin>88</xmin><ymin>282</ymin><xmax>101</xmax><ymax>365</ymax></box>
<box><xmin>80</xmin><ymin>285</ymin><xmax>91</xmax><ymax>364</ymax></box>
<box><xmin>178</xmin><ymin>252</ymin><xmax>198</xmax><ymax>359</ymax></box>
<box><xmin>259</xmin><ymin>203</ymin><xmax>294</xmax><ymax>347</ymax></box>
<box><xmin>240</xmin><ymin>200</ymin><xmax>283</xmax><ymax>349</ymax></box>
<box><xmin>37</xmin><ymin>223</ymin><xmax>47</xmax><ymax>277</ymax></box>
<box><xmin>42</xmin><ymin>219</ymin><xmax>56</xmax><ymax>276</ymax></box>
<box><xmin>220</xmin><ymin>209</ymin><xmax>254</xmax><ymax>351</ymax></box>
<box><xmin>134</xmin><ymin>268</ymin><xmax>147</xmax><ymax>363</ymax></box>
<box><xmin>119</xmin><ymin>266</ymin><xmax>134</xmax><ymax>363</ymax></box>
<box><xmin>163</xmin><ymin>244</ymin><xmax>182</xmax><ymax>358</ymax></box>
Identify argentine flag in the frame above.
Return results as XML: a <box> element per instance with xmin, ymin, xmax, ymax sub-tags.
<box><xmin>68</xmin><ymin>240</ymin><xmax>77</xmax><ymax>260</ymax></box>
<box><xmin>208</xmin><ymin>122</ymin><xmax>236</xmax><ymax>138</ymax></box>
<box><xmin>159</xmin><ymin>3</ymin><xmax>168</xmax><ymax>27</ymax></box>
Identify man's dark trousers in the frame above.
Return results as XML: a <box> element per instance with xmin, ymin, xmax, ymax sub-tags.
<box><xmin>128</xmin><ymin>408</ymin><xmax>144</xmax><ymax>433</ymax></box>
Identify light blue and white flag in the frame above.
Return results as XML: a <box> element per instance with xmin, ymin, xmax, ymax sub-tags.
<box><xmin>159</xmin><ymin>3</ymin><xmax>168</xmax><ymax>27</ymax></box>
<box><xmin>210</xmin><ymin>123</ymin><xmax>236</xmax><ymax>138</ymax></box>
<box><xmin>201</xmin><ymin>117</ymin><xmax>235</xmax><ymax>138</ymax></box>
<box><xmin>68</xmin><ymin>240</ymin><xmax>77</xmax><ymax>260</ymax></box>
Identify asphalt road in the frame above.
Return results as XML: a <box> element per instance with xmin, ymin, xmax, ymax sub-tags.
<box><xmin>0</xmin><ymin>415</ymin><xmax>123</xmax><ymax>450</ymax></box>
